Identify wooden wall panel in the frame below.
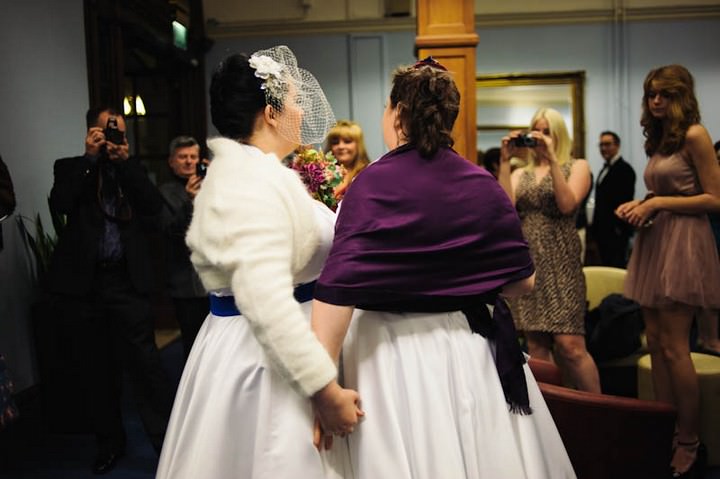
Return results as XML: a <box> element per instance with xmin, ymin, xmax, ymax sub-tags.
<box><xmin>416</xmin><ymin>0</ymin><xmax>478</xmax><ymax>163</ymax></box>
<box><xmin>418</xmin><ymin>0</ymin><xmax>475</xmax><ymax>36</ymax></box>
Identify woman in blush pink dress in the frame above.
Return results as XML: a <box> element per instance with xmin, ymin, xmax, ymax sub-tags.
<box><xmin>617</xmin><ymin>64</ymin><xmax>720</xmax><ymax>478</ymax></box>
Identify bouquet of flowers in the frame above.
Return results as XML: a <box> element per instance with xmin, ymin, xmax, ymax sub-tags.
<box><xmin>291</xmin><ymin>147</ymin><xmax>345</xmax><ymax>210</ymax></box>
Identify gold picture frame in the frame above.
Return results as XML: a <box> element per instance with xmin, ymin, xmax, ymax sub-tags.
<box><xmin>476</xmin><ymin>71</ymin><xmax>586</xmax><ymax>159</ymax></box>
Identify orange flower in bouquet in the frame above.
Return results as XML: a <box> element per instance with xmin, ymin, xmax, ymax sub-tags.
<box><xmin>291</xmin><ymin>147</ymin><xmax>345</xmax><ymax>211</ymax></box>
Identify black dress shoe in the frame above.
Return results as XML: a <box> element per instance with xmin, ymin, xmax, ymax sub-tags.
<box><xmin>92</xmin><ymin>448</ymin><xmax>125</xmax><ymax>475</ymax></box>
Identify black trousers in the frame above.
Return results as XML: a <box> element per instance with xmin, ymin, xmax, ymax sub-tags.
<box><xmin>69</xmin><ymin>264</ymin><xmax>173</xmax><ymax>454</ymax></box>
<box><xmin>172</xmin><ymin>296</ymin><xmax>209</xmax><ymax>359</ymax></box>
<box><xmin>596</xmin><ymin>232</ymin><xmax>631</xmax><ymax>268</ymax></box>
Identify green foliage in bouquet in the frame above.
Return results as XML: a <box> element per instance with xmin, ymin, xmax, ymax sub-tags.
<box><xmin>291</xmin><ymin>148</ymin><xmax>345</xmax><ymax>210</ymax></box>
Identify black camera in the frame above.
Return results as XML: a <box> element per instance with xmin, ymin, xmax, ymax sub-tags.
<box><xmin>511</xmin><ymin>134</ymin><xmax>537</xmax><ymax>148</ymax></box>
<box><xmin>196</xmin><ymin>161</ymin><xmax>208</xmax><ymax>178</ymax></box>
<box><xmin>104</xmin><ymin>117</ymin><xmax>125</xmax><ymax>145</ymax></box>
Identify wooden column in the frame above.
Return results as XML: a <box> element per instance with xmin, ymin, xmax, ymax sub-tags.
<box><xmin>416</xmin><ymin>0</ymin><xmax>478</xmax><ymax>163</ymax></box>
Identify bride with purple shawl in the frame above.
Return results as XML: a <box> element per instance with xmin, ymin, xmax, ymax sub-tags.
<box><xmin>311</xmin><ymin>59</ymin><xmax>576</xmax><ymax>478</ymax></box>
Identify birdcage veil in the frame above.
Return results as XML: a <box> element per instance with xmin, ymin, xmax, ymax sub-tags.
<box><xmin>249</xmin><ymin>45</ymin><xmax>335</xmax><ymax>146</ymax></box>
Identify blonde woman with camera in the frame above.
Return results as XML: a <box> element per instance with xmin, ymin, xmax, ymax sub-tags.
<box><xmin>498</xmin><ymin>107</ymin><xmax>600</xmax><ymax>393</ymax></box>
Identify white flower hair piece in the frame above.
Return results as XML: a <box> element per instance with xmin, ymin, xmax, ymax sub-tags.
<box><xmin>248</xmin><ymin>45</ymin><xmax>335</xmax><ymax>145</ymax></box>
<box><xmin>249</xmin><ymin>54</ymin><xmax>285</xmax><ymax>107</ymax></box>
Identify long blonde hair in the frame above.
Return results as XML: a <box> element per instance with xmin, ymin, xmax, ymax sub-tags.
<box><xmin>324</xmin><ymin>120</ymin><xmax>370</xmax><ymax>182</ymax></box>
<box><xmin>526</xmin><ymin>107</ymin><xmax>573</xmax><ymax>169</ymax></box>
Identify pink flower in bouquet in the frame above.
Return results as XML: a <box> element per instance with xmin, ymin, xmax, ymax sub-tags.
<box><xmin>291</xmin><ymin>148</ymin><xmax>344</xmax><ymax>210</ymax></box>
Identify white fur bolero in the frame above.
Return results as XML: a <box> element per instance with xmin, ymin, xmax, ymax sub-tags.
<box><xmin>185</xmin><ymin>138</ymin><xmax>336</xmax><ymax>397</ymax></box>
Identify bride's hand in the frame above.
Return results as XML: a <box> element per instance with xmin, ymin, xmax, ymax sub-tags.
<box><xmin>311</xmin><ymin>381</ymin><xmax>364</xmax><ymax>437</ymax></box>
<box><xmin>313</xmin><ymin>416</ymin><xmax>334</xmax><ymax>451</ymax></box>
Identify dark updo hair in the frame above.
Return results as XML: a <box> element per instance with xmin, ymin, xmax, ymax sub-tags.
<box><xmin>209</xmin><ymin>53</ymin><xmax>266</xmax><ymax>141</ymax></box>
<box><xmin>389</xmin><ymin>64</ymin><xmax>460</xmax><ymax>158</ymax></box>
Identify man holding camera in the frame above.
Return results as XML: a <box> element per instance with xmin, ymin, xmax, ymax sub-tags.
<box><xmin>159</xmin><ymin>136</ymin><xmax>208</xmax><ymax>359</ymax></box>
<box><xmin>47</xmin><ymin>107</ymin><xmax>172</xmax><ymax>474</ymax></box>
<box><xmin>590</xmin><ymin>131</ymin><xmax>636</xmax><ymax>267</ymax></box>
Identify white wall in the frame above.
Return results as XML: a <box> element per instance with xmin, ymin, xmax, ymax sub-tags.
<box><xmin>0</xmin><ymin>0</ymin><xmax>88</xmax><ymax>391</ymax></box>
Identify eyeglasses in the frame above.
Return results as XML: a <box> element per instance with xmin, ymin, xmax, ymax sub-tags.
<box><xmin>598</xmin><ymin>142</ymin><xmax>615</xmax><ymax>147</ymax></box>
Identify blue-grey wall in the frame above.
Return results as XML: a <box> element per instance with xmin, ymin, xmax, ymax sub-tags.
<box><xmin>2</xmin><ymin>9</ymin><xmax>719</xmax><ymax>391</ymax></box>
<box><xmin>207</xmin><ymin>18</ymin><xmax>720</xmax><ymax>198</ymax></box>
<box><xmin>477</xmin><ymin>20</ymin><xmax>720</xmax><ymax>197</ymax></box>
<box><xmin>205</xmin><ymin>33</ymin><xmax>408</xmax><ymax>162</ymax></box>
<box><xmin>0</xmin><ymin>0</ymin><xmax>88</xmax><ymax>391</ymax></box>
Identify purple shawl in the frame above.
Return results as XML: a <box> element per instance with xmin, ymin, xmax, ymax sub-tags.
<box><xmin>315</xmin><ymin>144</ymin><xmax>535</xmax><ymax>413</ymax></box>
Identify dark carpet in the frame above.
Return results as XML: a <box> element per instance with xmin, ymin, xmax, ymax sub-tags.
<box><xmin>0</xmin><ymin>339</ymin><xmax>183</xmax><ymax>479</ymax></box>
<box><xmin>2</xmin><ymin>338</ymin><xmax>720</xmax><ymax>478</ymax></box>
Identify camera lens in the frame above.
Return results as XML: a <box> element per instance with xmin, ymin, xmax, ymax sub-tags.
<box><xmin>511</xmin><ymin>135</ymin><xmax>537</xmax><ymax>147</ymax></box>
<box><xmin>521</xmin><ymin>135</ymin><xmax>537</xmax><ymax>147</ymax></box>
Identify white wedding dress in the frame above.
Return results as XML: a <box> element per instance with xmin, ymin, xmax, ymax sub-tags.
<box><xmin>340</xmin><ymin>309</ymin><xmax>577</xmax><ymax>479</ymax></box>
<box><xmin>156</xmin><ymin>203</ymin><xmax>350</xmax><ymax>479</ymax></box>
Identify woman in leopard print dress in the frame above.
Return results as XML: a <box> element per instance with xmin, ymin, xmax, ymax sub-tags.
<box><xmin>497</xmin><ymin>107</ymin><xmax>601</xmax><ymax>393</ymax></box>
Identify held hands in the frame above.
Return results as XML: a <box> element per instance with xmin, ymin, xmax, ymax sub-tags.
<box><xmin>615</xmin><ymin>197</ymin><xmax>657</xmax><ymax>227</ymax></box>
<box><xmin>84</xmin><ymin>127</ymin><xmax>129</xmax><ymax>162</ymax></box>
<box><xmin>311</xmin><ymin>381</ymin><xmax>364</xmax><ymax>450</ymax></box>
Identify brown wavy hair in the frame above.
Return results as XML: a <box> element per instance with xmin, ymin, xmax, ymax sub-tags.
<box><xmin>641</xmin><ymin>64</ymin><xmax>701</xmax><ymax>156</ymax></box>
<box><xmin>389</xmin><ymin>64</ymin><xmax>460</xmax><ymax>158</ymax></box>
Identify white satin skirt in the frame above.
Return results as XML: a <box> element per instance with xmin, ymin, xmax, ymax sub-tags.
<box><xmin>156</xmin><ymin>305</ymin><xmax>351</xmax><ymax>479</ymax></box>
<box><xmin>341</xmin><ymin>310</ymin><xmax>576</xmax><ymax>479</ymax></box>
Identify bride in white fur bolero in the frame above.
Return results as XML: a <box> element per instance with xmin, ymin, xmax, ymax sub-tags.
<box><xmin>156</xmin><ymin>46</ymin><xmax>362</xmax><ymax>479</ymax></box>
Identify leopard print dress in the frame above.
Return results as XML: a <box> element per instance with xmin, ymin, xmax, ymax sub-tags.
<box><xmin>509</xmin><ymin>160</ymin><xmax>586</xmax><ymax>334</ymax></box>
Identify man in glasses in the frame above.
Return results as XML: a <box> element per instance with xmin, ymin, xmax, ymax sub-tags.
<box><xmin>47</xmin><ymin>106</ymin><xmax>172</xmax><ymax>474</ymax></box>
<box><xmin>591</xmin><ymin>130</ymin><xmax>636</xmax><ymax>267</ymax></box>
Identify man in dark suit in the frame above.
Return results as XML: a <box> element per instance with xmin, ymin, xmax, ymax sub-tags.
<box><xmin>159</xmin><ymin>136</ymin><xmax>208</xmax><ymax>359</ymax></box>
<box><xmin>47</xmin><ymin>107</ymin><xmax>172</xmax><ymax>474</ymax></box>
<box><xmin>591</xmin><ymin>131</ymin><xmax>636</xmax><ymax>267</ymax></box>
